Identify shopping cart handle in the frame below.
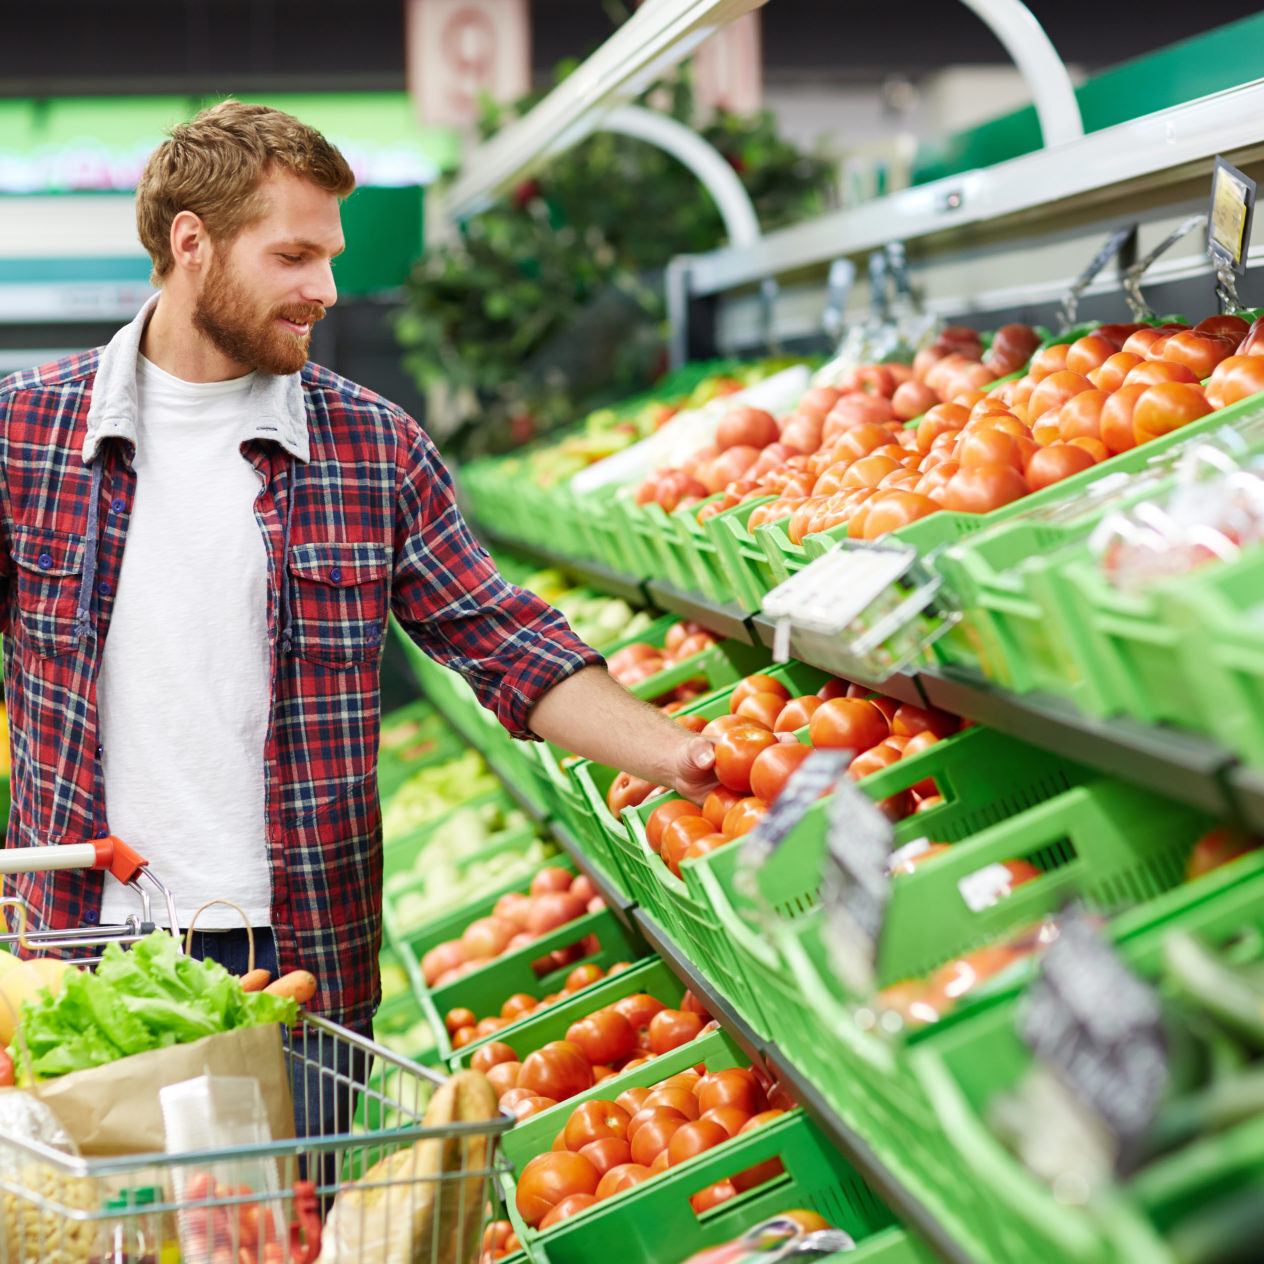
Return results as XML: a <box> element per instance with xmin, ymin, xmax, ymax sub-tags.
<box><xmin>90</xmin><ymin>835</ymin><xmax>148</xmax><ymax>884</ymax></box>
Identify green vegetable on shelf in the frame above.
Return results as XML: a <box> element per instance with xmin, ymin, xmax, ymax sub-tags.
<box><xmin>382</xmin><ymin>749</ymin><xmax>501</xmax><ymax>842</ymax></box>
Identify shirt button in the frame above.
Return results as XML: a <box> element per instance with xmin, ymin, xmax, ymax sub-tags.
<box><xmin>95</xmin><ymin>745</ymin><xmax>103</xmax><ymax>759</ymax></box>
<box><xmin>83</xmin><ymin>909</ymin><xmax>99</xmax><ymax>925</ymax></box>
<box><xmin>37</xmin><ymin>553</ymin><xmax>52</xmax><ymax>570</ymax></box>
<box><xmin>110</xmin><ymin>498</ymin><xmax>125</xmax><ymax>513</ymax></box>
<box><xmin>94</xmin><ymin>829</ymin><xmax>109</xmax><ymax>839</ymax></box>
<box><xmin>329</xmin><ymin>567</ymin><xmax>343</xmax><ymax>583</ymax></box>
<box><xmin>97</xmin><ymin>581</ymin><xmax>111</xmax><ymax>596</ymax></box>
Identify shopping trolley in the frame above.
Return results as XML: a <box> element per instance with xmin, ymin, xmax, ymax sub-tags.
<box><xmin>0</xmin><ymin>836</ymin><xmax>514</xmax><ymax>1264</ymax></box>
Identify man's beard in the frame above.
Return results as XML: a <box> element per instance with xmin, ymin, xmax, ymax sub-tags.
<box><xmin>192</xmin><ymin>256</ymin><xmax>324</xmax><ymax>376</ymax></box>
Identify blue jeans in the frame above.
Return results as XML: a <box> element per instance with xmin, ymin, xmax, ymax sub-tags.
<box><xmin>187</xmin><ymin>928</ymin><xmax>373</xmax><ymax>1187</ymax></box>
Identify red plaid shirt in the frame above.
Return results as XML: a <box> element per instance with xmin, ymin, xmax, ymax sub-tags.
<box><xmin>0</xmin><ymin>304</ymin><xmax>601</xmax><ymax>1029</ymax></box>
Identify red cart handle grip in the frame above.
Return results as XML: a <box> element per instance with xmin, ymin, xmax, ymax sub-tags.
<box><xmin>90</xmin><ymin>835</ymin><xmax>148</xmax><ymax>885</ymax></box>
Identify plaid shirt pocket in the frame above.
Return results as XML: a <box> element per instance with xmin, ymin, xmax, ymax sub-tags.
<box><xmin>287</xmin><ymin>540</ymin><xmax>391</xmax><ymax>668</ymax></box>
<box><xmin>11</xmin><ymin>527</ymin><xmax>84</xmax><ymax>658</ymax></box>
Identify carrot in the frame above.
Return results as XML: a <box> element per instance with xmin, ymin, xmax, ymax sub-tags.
<box><xmin>264</xmin><ymin>969</ymin><xmax>317</xmax><ymax>1004</ymax></box>
<box><xmin>239</xmin><ymin>968</ymin><xmax>272</xmax><ymax>993</ymax></box>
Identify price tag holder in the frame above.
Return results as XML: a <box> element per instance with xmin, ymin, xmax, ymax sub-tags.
<box><xmin>1059</xmin><ymin>225</ymin><xmax>1136</xmax><ymax>332</ymax></box>
<box><xmin>735</xmin><ymin>749</ymin><xmax>850</xmax><ymax>910</ymax></box>
<box><xmin>819</xmin><ymin>777</ymin><xmax>895</xmax><ymax>998</ymax></box>
<box><xmin>1208</xmin><ymin>156</ymin><xmax>1256</xmax><ymax>312</ymax></box>
<box><xmin>1122</xmin><ymin>213</ymin><xmax>1208</xmax><ymax>322</ymax></box>
<box><xmin>1017</xmin><ymin>914</ymin><xmax>1167</xmax><ymax>1176</ymax></box>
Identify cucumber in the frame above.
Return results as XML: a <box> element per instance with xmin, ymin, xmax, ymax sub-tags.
<box><xmin>1163</xmin><ymin>931</ymin><xmax>1264</xmax><ymax>1051</ymax></box>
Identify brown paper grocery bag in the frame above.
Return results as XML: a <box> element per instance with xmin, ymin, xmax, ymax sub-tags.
<box><xmin>29</xmin><ymin>1024</ymin><xmax>294</xmax><ymax>1155</ymax></box>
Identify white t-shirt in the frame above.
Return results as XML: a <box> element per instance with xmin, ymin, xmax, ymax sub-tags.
<box><xmin>98</xmin><ymin>355</ymin><xmax>273</xmax><ymax>929</ymax></box>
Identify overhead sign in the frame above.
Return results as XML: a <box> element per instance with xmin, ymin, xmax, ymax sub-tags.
<box><xmin>406</xmin><ymin>0</ymin><xmax>531</xmax><ymax>130</ymax></box>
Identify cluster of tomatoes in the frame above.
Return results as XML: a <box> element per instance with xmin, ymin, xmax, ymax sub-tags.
<box><xmin>467</xmin><ymin>988</ymin><xmax>715</xmax><ymax>1121</ymax></box>
<box><xmin>746</xmin><ymin>314</ymin><xmax>1264</xmax><ymax>546</ymax></box>
<box><xmin>632</xmin><ymin>325</ymin><xmax>1033</xmax><ymax>517</ymax></box>
<box><xmin>443</xmin><ymin>960</ymin><xmax>633</xmax><ymax>1051</ymax></box>
<box><xmin>509</xmin><ymin>1062</ymin><xmax>795</xmax><ymax>1233</ymax></box>
<box><xmin>420</xmin><ymin>867</ymin><xmax>606</xmax><ymax>991</ymax></box>
<box><xmin>609</xmin><ymin>671</ymin><xmax>961</xmax><ymax>878</ymax></box>
<box><xmin>606</xmin><ymin>619</ymin><xmax>722</xmax><ymax>707</ymax></box>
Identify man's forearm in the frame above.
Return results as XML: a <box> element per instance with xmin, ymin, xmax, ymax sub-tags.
<box><xmin>527</xmin><ymin>666</ymin><xmax>700</xmax><ymax>791</ymax></box>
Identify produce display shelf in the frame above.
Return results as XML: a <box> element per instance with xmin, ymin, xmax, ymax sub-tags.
<box><xmin>550</xmin><ymin>816</ymin><xmax>640</xmax><ymax>928</ymax></box>
<box><xmin>749</xmin><ymin>614</ymin><xmax>927</xmax><ymax>708</ymax></box>
<box><xmin>762</xmin><ymin>1045</ymin><xmax>977</xmax><ymax>1264</ymax></box>
<box><xmin>919</xmin><ymin>665</ymin><xmax>1238</xmax><ymax>817</ymax></box>
<box><xmin>644</xmin><ymin>579</ymin><xmax>754</xmax><ymax>644</ymax></box>
<box><xmin>476</xmin><ymin>523</ymin><xmax>649</xmax><ymax>607</ymax></box>
<box><xmin>1227</xmin><ymin>765</ymin><xmax>1264</xmax><ymax>833</ymax></box>
<box><xmin>632</xmin><ymin>904</ymin><xmax>972</xmax><ymax>1264</ymax></box>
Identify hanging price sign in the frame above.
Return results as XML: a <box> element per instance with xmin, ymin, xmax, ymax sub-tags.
<box><xmin>819</xmin><ymin>777</ymin><xmax>895</xmax><ymax>998</ymax></box>
<box><xmin>1017</xmin><ymin>914</ymin><xmax>1167</xmax><ymax>1175</ymax></box>
<box><xmin>738</xmin><ymin>749</ymin><xmax>850</xmax><ymax>878</ymax></box>
<box><xmin>1207</xmin><ymin>156</ymin><xmax>1256</xmax><ymax>313</ymax></box>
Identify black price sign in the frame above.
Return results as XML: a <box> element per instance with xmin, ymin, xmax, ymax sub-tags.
<box><xmin>1208</xmin><ymin>156</ymin><xmax>1256</xmax><ymax>274</ymax></box>
<box><xmin>819</xmin><ymin>777</ymin><xmax>895</xmax><ymax>997</ymax></box>
<box><xmin>1018</xmin><ymin>915</ymin><xmax>1167</xmax><ymax>1171</ymax></box>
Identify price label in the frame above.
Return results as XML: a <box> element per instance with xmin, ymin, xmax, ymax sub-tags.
<box><xmin>1017</xmin><ymin>914</ymin><xmax>1167</xmax><ymax>1173</ymax></box>
<box><xmin>1208</xmin><ymin>156</ymin><xmax>1256</xmax><ymax>274</ymax></box>
<box><xmin>819</xmin><ymin>777</ymin><xmax>895</xmax><ymax>997</ymax></box>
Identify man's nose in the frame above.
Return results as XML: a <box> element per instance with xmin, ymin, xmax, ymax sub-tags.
<box><xmin>303</xmin><ymin>259</ymin><xmax>337</xmax><ymax>310</ymax></box>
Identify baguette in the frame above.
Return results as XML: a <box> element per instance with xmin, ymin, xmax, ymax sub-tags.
<box><xmin>316</xmin><ymin>1069</ymin><xmax>498</xmax><ymax>1264</ymax></box>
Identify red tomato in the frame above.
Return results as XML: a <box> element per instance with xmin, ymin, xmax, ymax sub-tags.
<box><xmin>740</xmin><ymin>1109</ymin><xmax>788</xmax><ymax>1133</ymax></box>
<box><xmin>1133</xmin><ymin>382</ymin><xmax>1212</xmax><ymax>444</ymax></box>
<box><xmin>611</xmin><ymin>993</ymin><xmax>668</xmax><ymax>1044</ymax></box>
<box><xmin>702</xmin><ymin>713</ymin><xmax>769</xmax><ymax>740</ymax></box>
<box><xmin>1056</xmin><ymin>389</ymin><xmax>1108</xmax><ymax>442</ymax></box>
<box><xmin>629</xmin><ymin>1110</ymin><xmax>689</xmax><ymax>1166</ymax></box>
<box><xmin>646</xmin><ymin>799</ymin><xmax>702</xmax><ymax>851</ymax></box>
<box><xmin>648</xmin><ymin>1009</ymin><xmax>707</xmax><ymax>1055</ymax></box>
<box><xmin>714</xmin><ymin>726</ymin><xmax>779</xmax><ymax>794</ymax></box>
<box><xmin>516</xmin><ymin>1152</ymin><xmax>600</xmax><ymax>1225</ymax></box>
<box><xmin>594</xmin><ymin>1162</ymin><xmax>653</xmax><ymax>1200</ymax></box>
<box><xmin>748</xmin><ymin>742</ymin><xmax>813</xmax><ymax>804</ymax></box>
<box><xmin>1097</xmin><ymin>383</ymin><xmax>1145</xmax><ymax>454</ymax></box>
<box><xmin>940</xmin><ymin>463</ymin><xmax>1029</xmax><ymax>514</ymax></box>
<box><xmin>773</xmin><ymin>696</ymin><xmax>822</xmax><ymax>733</ymax></box>
<box><xmin>1088</xmin><ymin>351</ymin><xmax>1143</xmax><ymax>392</ymax></box>
<box><xmin>716</xmin><ymin>407</ymin><xmax>779</xmax><ymax>451</ymax></box>
<box><xmin>614</xmin><ymin>1085</ymin><xmax>651</xmax><ymax>1117</ymax></box>
<box><xmin>606</xmin><ymin>772</ymin><xmax>661</xmax><ymax>821</ymax></box>
<box><xmin>487</xmin><ymin>1062</ymin><xmax>522</xmax><ymax>1097</ymax></box>
<box><xmin>527</xmin><ymin>892</ymin><xmax>588</xmax><ymax>937</ymax></box>
<box><xmin>471</xmin><ymin>1041</ymin><xmax>518</xmax><ymax>1074</ymax></box>
<box><xmin>566</xmin><ymin>963</ymin><xmax>605</xmax><ymax>993</ymax></box>
<box><xmin>729</xmin><ymin>674</ymin><xmax>792</xmax><ymax>713</ymax></box>
<box><xmin>444</xmin><ymin>1006</ymin><xmax>475</xmax><ymax>1036</ymax></box>
<box><xmin>519</xmin><ymin>1045</ymin><xmax>593</xmax><ymax>1103</ymax></box>
<box><xmin>642</xmin><ymin>1087</ymin><xmax>702</xmax><ymax>1119</ymax></box>
<box><xmin>1162</xmin><ymin>331</ymin><xmax>1237</xmax><ymax>378</ymax></box>
<box><xmin>849</xmin><ymin>744</ymin><xmax>903</xmax><ymax>780</ymax></box>
<box><xmin>701</xmin><ymin>1106</ymin><xmax>752</xmax><ymax>1137</ymax></box>
<box><xmin>483</xmin><ymin>1221</ymin><xmax>513</xmax><ymax>1254</ymax></box>
<box><xmin>690</xmin><ymin>1180</ymin><xmax>738</xmax><ymax>1213</ymax></box>
<box><xmin>675</xmin><ymin>713</ymin><xmax>708</xmax><ymax>734</ymax></box>
<box><xmin>566</xmin><ymin>1011</ymin><xmax>635</xmax><ymax>1067</ymax></box>
<box><xmin>891</xmin><ymin>703</ymin><xmax>956</xmax><ymax>738</ymax></box>
<box><xmin>539</xmin><ymin>1193</ymin><xmax>597</xmax><ymax>1228</ymax></box>
<box><xmin>1206</xmin><ymin>354</ymin><xmax>1264</xmax><ymax>408</ymax></box>
<box><xmin>860</xmin><ymin>490</ymin><xmax>941</xmax><ymax>540</ymax></box>
<box><xmin>735</xmin><ymin>691</ymin><xmax>788</xmax><ymax>729</ymax></box>
<box><xmin>806</xmin><ymin>697</ymin><xmax>889</xmax><ymax>752</ymax></box>
<box><xmin>452</xmin><ymin>1025</ymin><xmax>478</xmax><ymax>1049</ymax></box>
<box><xmin>1186</xmin><ymin>826</ymin><xmax>1260</xmax><ymax>881</ymax></box>
<box><xmin>564</xmin><ymin>1100</ymin><xmax>632</xmax><ymax>1150</ymax></box>
<box><xmin>697</xmin><ymin>1068</ymin><xmax>765</xmax><ymax>1115</ymax></box>
<box><xmin>1195</xmin><ymin>314</ymin><xmax>1250</xmax><ymax>341</ymax></box>
<box><xmin>702</xmin><ymin>786</ymin><xmax>744</xmax><ymax>831</ymax></box>
<box><xmin>1028</xmin><ymin>344</ymin><xmax>1071</xmax><ymax>380</ymax></box>
<box><xmin>667</xmin><ymin>1119</ymin><xmax>730</xmax><ymax>1166</ymax></box>
<box><xmin>1025</xmin><ymin>443</ymin><xmax>1097</xmax><ymax>490</ymax></box>
<box><xmin>1027</xmin><ymin>370</ymin><xmax>1094</xmax><ymax>423</ymax></box>
<box><xmin>722</xmin><ymin>797</ymin><xmax>769</xmax><ymax>838</ymax></box>
<box><xmin>1121</xmin><ymin>327</ymin><xmax>1171</xmax><ymax>358</ymax></box>
<box><xmin>1122</xmin><ymin>359</ymin><xmax>1200</xmax><ymax>389</ymax></box>
<box><xmin>661</xmin><ymin>815</ymin><xmax>716</xmax><ymax>876</ymax></box>
<box><xmin>1064</xmin><ymin>335</ymin><xmax>1117</xmax><ymax>377</ymax></box>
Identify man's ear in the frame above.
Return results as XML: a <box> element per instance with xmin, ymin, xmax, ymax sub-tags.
<box><xmin>169</xmin><ymin>209</ymin><xmax>211</xmax><ymax>274</ymax></box>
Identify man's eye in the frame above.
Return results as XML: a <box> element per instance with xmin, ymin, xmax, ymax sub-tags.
<box><xmin>279</xmin><ymin>254</ymin><xmax>303</xmax><ymax>263</ymax></box>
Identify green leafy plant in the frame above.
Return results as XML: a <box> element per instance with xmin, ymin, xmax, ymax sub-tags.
<box><xmin>395</xmin><ymin>57</ymin><xmax>835</xmax><ymax>458</ymax></box>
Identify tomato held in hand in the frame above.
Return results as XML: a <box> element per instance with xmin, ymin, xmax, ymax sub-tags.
<box><xmin>714</xmin><ymin>726</ymin><xmax>779</xmax><ymax>794</ymax></box>
<box><xmin>566</xmin><ymin>1011</ymin><xmax>636</xmax><ymax>1067</ymax></box>
<box><xmin>516</xmin><ymin>1151</ymin><xmax>600</xmax><ymax>1226</ymax></box>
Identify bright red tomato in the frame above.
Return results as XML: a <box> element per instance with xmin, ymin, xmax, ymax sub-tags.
<box><xmin>611</xmin><ymin>994</ymin><xmax>667</xmax><ymax>1044</ymax></box>
<box><xmin>714</xmin><ymin>726</ymin><xmax>779</xmax><ymax>794</ymax></box>
<box><xmin>648</xmin><ymin>1009</ymin><xmax>706</xmax><ymax>1055</ymax></box>
<box><xmin>1162</xmin><ymin>331</ymin><xmax>1237</xmax><ymax>378</ymax></box>
<box><xmin>594</xmin><ymin>1162</ymin><xmax>653</xmax><ymax>1200</ymax></box>
<box><xmin>808</xmin><ymin>698</ymin><xmax>890</xmax><ymax>752</ymax></box>
<box><xmin>940</xmin><ymin>463</ymin><xmax>1029</xmax><ymax>514</ymax></box>
<box><xmin>667</xmin><ymin>1119</ymin><xmax>730</xmax><ymax>1166</ymax></box>
<box><xmin>646</xmin><ymin>799</ymin><xmax>702</xmax><ymax>851</ymax></box>
<box><xmin>1132</xmin><ymin>381</ymin><xmax>1212</xmax><ymax>444</ymax></box>
<box><xmin>629</xmin><ymin>1110</ymin><xmax>689</xmax><ymax>1166</ymax></box>
<box><xmin>749</xmin><ymin>742</ymin><xmax>813</xmax><ymax>804</ymax></box>
<box><xmin>566</xmin><ymin>1011</ymin><xmax>635</xmax><ymax>1067</ymax></box>
<box><xmin>697</xmin><ymin>1068</ymin><xmax>765</xmax><ymax>1115</ymax></box>
<box><xmin>563</xmin><ymin>1100</ymin><xmax>632</xmax><ymax>1150</ymax></box>
<box><xmin>516</xmin><ymin>1152</ymin><xmax>600</xmax><ymax>1226</ymax></box>
<box><xmin>518</xmin><ymin>1045</ymin><xmax>593</xmax><ymax>1103</ymax></box>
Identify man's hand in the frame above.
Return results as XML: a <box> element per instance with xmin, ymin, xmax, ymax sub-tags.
<box><xmin>528</xmin><ymin>666</ymin><xmax>721</xmax><ymax>805</ymax></box>
<box><xmin>672</xmin><ymin>735</ymin><xmax>720</xmax><ymax>805</ymax></box>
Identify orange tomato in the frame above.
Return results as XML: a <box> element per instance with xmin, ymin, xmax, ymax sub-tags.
<box><xmin>1206</xmin><ymin>354</ymin><xmax>1264</xmax><ymax>408</ymax></box>
<box><xmin>1025</xmin><ymin>443</ymin><xmax>1097</xmax><ymax>491</ymax></box>
<box><xmin>774</xmin><ymin>695</ymin><xmax>822</xmax><ymax>733</ymax></box>
<box><xmin>702</xmin><ymin>786</ymin><xmax>744</xmax><ymax>831</ymax></box>
<box><xmin>648</xmin><ymin>1009</ymin><xmax>707</xmax><ymax>1055</ymax></box>
<box><xmin>1098</xmin><ymin>384</ymin><xmax>1148</xmax><ymax>454</ymax></box>
<box><xmin>1026</xmin><ymin>370</ymin><xmax>1095</xmax><ymax>423</ymax></box>
<box><xmin>722</xmin><ymin>797</ymin><xmax>769</xmax><ymax>838</ymax></box>
<box><xmin>956</xmin><ymin>427</ymin><xmax>1027</xmax><ymax>470</ymax></box>
<box><xmin>749</xmin><ymin>742</ymin><xmax>813</xmax><ymax>805</ymax></box>
<box><xmin>539</xmin><ymin>1193</ymin><xmax>597</xmax><ymax>1228</ymax></box>
<box><xmin>1068</xmin><ymin>436</ymin><xmax>1110</xmax><ymax>462</ymax></box>
<box><xmin>1027</xmin><ymin>344</ymin><xmax>1070</xmax><ymax>380</ymax></box>
<box><xmin>646</xmin><ymin>799</ymin><xmax>705</xmax><ymax>851</ymax></box>
<box><xmin>516</xmin><ymin>1151</ymin><xmax>601</xmax><ymax>1226</ymax></box>
<box><xmin>729</xmin><ymin>674</ymin><xmax>791</xmax><ymax>713</ymax></box>
<box><xmin>1057</xmin><ymin>389</ymin><xmax>1109</xmax><ymax>442</ymax></box>
<box><xmin>809</xmin><ymin>698</ymin><xmax>890</xmax><ymax>752</ymax></box>
<box><xmin>566</xmin><ymin>1011</ymin><xmax>636</xmax><ymax>1067</ymax></box>
<box><xmin>564</xmin><ymin>1100</ymin><xmax>632</xmax><ymax>1151</ymax></box>
<box><xmin>1089</xmin><ymin>350</ymin><xmax>1143</xmax><ymax>392</ymax></box>
<box><xmin>714</xmin><ymin>726</ymin><xmax>779</xmax><ymax>794</ymax></box>
<box><xmin>939</xmin><ymin>463</ymin><xmax>1030</xmax><ymax>514</ymax></box>
<box><xmin>594</xmin><ymin>1162</ymin><xmax>652</xmax><ymax>1200</ymax></box>
<box><xmin>1132</xmin><ymin>381</ymin><xmax>1212</xmax><ymax>444</ymax></box>
<box><xmin>1162</xmin><ymin>331</ymin><xmax>1237</xmax><ymax>378</ymax></box>
<box><xmin>667</xmin><ymin>1119</ymin><xmax>730</xmax><ymax>1166</ymax></box>
<box><xmin>1122</xmin><ymin>359</ymin><xmax>1200</xmax><ymax>389</ymax></box>
<box><xmin>1064</xmin><ymin>335</ymin><xmax>1117</xmax><ymax>377</ymax></box>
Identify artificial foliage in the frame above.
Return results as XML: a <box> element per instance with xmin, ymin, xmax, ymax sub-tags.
<box><xmin>395</xmin><ymin>57</ymin><xmax>835</xmax><ymax>458</ymax></box>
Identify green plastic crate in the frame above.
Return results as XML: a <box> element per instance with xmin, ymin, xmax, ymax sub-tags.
<box><xmin>909</xmin><ymin>862</ymin><xmax>1264</xmax><ymax>1264</ymax></box>
<box><xmin>629</xmin><ymin>724</ymin><xmax>1078</xmax><ymax>1035</ymax></box>
<box><xmin>1153</xmin><ymin>543</ymin><xmax>1264</xmax><ymax>766</ymax></box>
<box><xmin>382</xmin><ymin>790</ymin><xmax>523</xmax><ymax>884</ymax></box>
<box><xmin>758</xmin><ymin>391</ymin><xmax>1264</xmax><ymax>585</ymax></box>
<box><xmin>675</xmin><ymin>494</ymin><xmax>732</xmax><ymax>604</ymax></box>
<box><xmin>449</xmin><ymin>955</ymin><xmax>682</xmax><ymax>1072</ymax></box>
<box><xmin>708</xmin><ymin>496</ymin><xmax>782</xmax><ymax>613</ymax></box>
<box><xmin>377</xmin><ymin>699</ymin><xmax>468</xmax><ymax>802</ymax></box>
<box><xmin>508</xmin><ymin>1108</ymin><xmax>899</xmax><ymax>1264</ymax></box>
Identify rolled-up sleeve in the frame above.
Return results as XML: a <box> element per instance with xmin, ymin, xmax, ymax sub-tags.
<box><xmin>390</xmin><ymin>416</ymin><xmax>604</xmax><ymax>739</ymax></box>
